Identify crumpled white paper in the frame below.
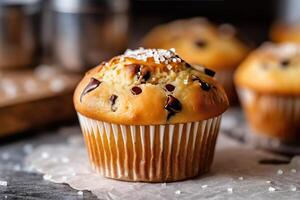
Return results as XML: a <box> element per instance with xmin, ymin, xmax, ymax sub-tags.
<box><xmin>25</xmin><ymin>114</ymin><xmax>300</xmax><ymax>200</ymax></box>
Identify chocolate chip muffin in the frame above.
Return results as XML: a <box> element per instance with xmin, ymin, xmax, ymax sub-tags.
<box><xmin>271</xmin><ymin>22</ymin><xmax>300</xmax><ymax>44</ymax></box>
<box><xmin>235</xmin><ymin>43</ymin><xmax>300</xmax><ymax>147</ymax></box>
<box><xmin>142</xmin><ymin>18</ymin><xmax>251</xmax><ymax>104</ymax></box>
<box><xmin>74</xmin><ymin>48</ymin><xmax>229</xmax><ymax>182</ymax></box>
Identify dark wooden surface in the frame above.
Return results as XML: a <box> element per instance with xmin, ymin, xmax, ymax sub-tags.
<box><xmin>0</xmin><ymin>126</ymin><xmax>99</xmax><ymax>200</ymax></box>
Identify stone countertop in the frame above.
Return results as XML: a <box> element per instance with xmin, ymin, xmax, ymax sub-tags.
<box><xmin>0</xmin><ymin>126</ymin><xmax>98</xmax><ymax>200</ymax></box>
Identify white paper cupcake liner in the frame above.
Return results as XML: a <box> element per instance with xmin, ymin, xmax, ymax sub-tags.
<box><xmin>238</xmin><ymin>88</ymin><xmax>300</xmax><ymax>142</ymax></box>
<box><xmin>77</xmin><ymin>113</ymin><xmax>222</xmax><ymax>182</ymax></box>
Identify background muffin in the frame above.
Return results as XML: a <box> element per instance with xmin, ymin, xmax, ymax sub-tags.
<box><xmin>235</xmin><ymin>43</ymin><xmax>300</xmax><ymax>145</ymax></box>
<box><xmin>74</xmin><ymin>48</ymin><xmax>228</xmax><ymax>182</ymax></box>
<box><xmin>271</xmin><ymin>23</ymin><xmax>300</xmax><ymax>44</ymax></box>
<box><xmin>142</xmin><ymin>18</ymin><xmax>251</xmax><ymax>104</ymax></box>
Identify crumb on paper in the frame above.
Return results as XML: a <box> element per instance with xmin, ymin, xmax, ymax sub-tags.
<box><xmin>238</xmin><ymin>176</ymin><xmax>244</xmax><ymax>180</ymax></box>
<box><xmin>291</xmin><ymin>169</ymin><xmax>297</xmax><ymax>173</ymax></box>
<box><xmin>77</xmin><ymin>191</ymin><xmax>83</xmax><ymax>195</ymax></box>
<box><xmin>201</xmin><ymin>185</ymin><xmax>208</xmax><ymax>189</ymax></box>
<box><xmin>266</xmin><ymin>180</ymin><xmax>272</xmax><ymax>184</ymax></box>
<box><xmin>161</xmin><ymin>183</ymin><xmax>167</xmax><ymax>188</ymax></box>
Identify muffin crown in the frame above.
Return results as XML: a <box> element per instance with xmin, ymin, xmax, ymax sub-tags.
<box><xmin>74</xmin><ymin>48</ymin><xmax>229</xmax><ymax>125</ymax></box>
<box><xmin>142</xmin><ymin>18</ymin><xmax>250</xmax><ymax>71</ymax></box>
<box><xmin>235</xmin><ymin>43</ymin><xmax>300</xmax><ymax>96</ymax></box>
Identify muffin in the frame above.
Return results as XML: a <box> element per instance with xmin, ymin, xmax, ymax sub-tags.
<box><xmin>271</xmin><ymin>22</ymin><xmax>300</xmax><ymax>44</ymax></box>
<box><xmin>142</xmin><ymin>18</ymin><xmax>250</xmax><ymax>104</ymax></box>
<box><xmin>235</xmin><ymin>43</ymin><xmax>300</xmax><ymax>144</ymax></box>
<box><xmin>74</xmin><ymin>48</ymin><xmax>229</xmax><ymax>182</ymax></box>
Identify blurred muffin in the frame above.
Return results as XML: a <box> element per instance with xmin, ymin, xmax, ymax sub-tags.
<box><xmin>142</xmin><ymin>18</ymin><xmax>251</xmax><ymax>104</ymax></box>
<box><xmin>235</xmin><ymin>43</ymin><xmax>300</xmax><ymax>144</ymax></box>
<box><xmin>271</xmin><ymin>23</ymin><xmax>300</xmax><ymax>44</ymax></box>
<box><xmin>74</xmin><ymin>48</ymin><xmax>229</xmax><ymax>182</ymax></box>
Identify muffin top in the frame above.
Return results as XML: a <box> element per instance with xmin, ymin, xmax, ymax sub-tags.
<box><xmin>271</xmin><ymin>23</ymin><xmax>300</xmax><ymax>44</ymax></box>
<box><xmin>142</xmin><ymin>18</ymin><xmax>250</xmax><ymax>71</ymax></box>
<box><xmin>235</xmin><ymin>43</ymin><xmax>300</xmax><ymax>96</ymax></box>
<box><xmin>74</xmin><ymin>48</ymin><xmax>229</xmax><ymax>125</ymax></box>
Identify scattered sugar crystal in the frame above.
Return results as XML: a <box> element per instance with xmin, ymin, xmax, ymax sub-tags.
<box><xmin>41</xmin><ymin>152</ymin><xmax>49</xmax><ymax>159</ymax></box>
<box><xmin>71</xmin><ymin>172</ymin><xmax>77</xmax><ymax>176</ymax></box>
<box><xmin>23</xmin><ymin>144</ymin><xmax>34</xmax><ymax>154</ymax></box>
<box><xmin>123</xmin><ymin>48</ymin><xmax>178</xmax><ymax>65</ymax></box>
<box><xmin>77</xmin><ymin>191</ymin><xmax>83</xmax><ymax>195</ymax></box>
<box><xmin>4</xmin><ymin>195</ymin><xmax>7</xmax><ymax>199</ymax></box>
<box><xmin>290</xmin><ymin>185</ymin><xmax>297</xmax><ymax>191</ymax></box>
<box><xmin>61</xmin><ymin>157</ymin><xmax>70</xmax><ymax>163</ymax></box>
<box><xmin>13</xmin><ymin>164</ymin><xmax>21</xmax><ymax>171</ymax></box>
<box><xmin>161</xmin><ymin>183</ymin><xmax>167</xmax><ymax>188</ymax></box>
<box><xmin>227</xmin><ymin>188</ymin><xmax>233</xmax><ymax>193</ymax></box>
<box><xmin>277</xmin><ymin>169</ymin><xmax>283</xmax><ymax>175</ymax></box>
<box><xmin>1</xmin><ymin>152</ymin><xmax>10</xmax><ymax>160</ymax></box>
<box><xmin>43</xmin><ymin>174</ymin><xmax>52</xmax><ymax>180</ymax></box>
<box><xmin>172</xmin><ymin>58</ymin><xmax>177</xmax><ymax>63</ymax></box>
<box><xmin>0</xmin><ymin>180</ymin><xmax>7</xmax><ymax>187</ymax></box>
<box><xmin>238</xmin><ymin>176</ymin><xmax>244</xmax><ymax>180</ymax></box>
<box><xmin>291</xmin><ymin>169</ymin><xmax>297</xmax><ymax>173</ymax></box>
<box><xmin>167</xmin><ymin>65</ymin><xmax>172</xmax><ymax>70</ymax></box>
<box><xmin>175</xmin><ymin>190</ymin><xmax>181</xmax><ymax>195</ymax></box>
<box><xmin>62</xmin><ymin>176</ymin><xmax>67</xmax><ymax>181</ymax></box>
<box><xmin>50</xmin><ymin>78</ymin><xmax>65</xmax><ymax>92</ymax></box>
<box><xmin>266</xmin><ymin>180</ymin><xmax>272</xmax><ymax>184</ymax></box>
<box><xmin>268</xmin><ymin>187</ymin><xmax>276</xmax><ymax>192</ymax></box>
<box><xmin>201</xmin><ymin>185</ymin><xmax>208</xmax><ymax>189</ymax></box>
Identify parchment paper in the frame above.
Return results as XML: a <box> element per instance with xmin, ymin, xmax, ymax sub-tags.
<box><xmin>24</xmin><ymin>111</ymin><xmax>300</xmax><ymax>200</ymax></box>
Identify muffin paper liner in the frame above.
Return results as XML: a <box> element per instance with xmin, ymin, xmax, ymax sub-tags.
<box><xmin>77</xmin><ymin>113</ymin><xmax>221</xmax><ymax>182</ymax></box>
<box><xmin>238</xmin><ymin>88</ymin><xmax>300</xmax><ymax>142</ymax></box>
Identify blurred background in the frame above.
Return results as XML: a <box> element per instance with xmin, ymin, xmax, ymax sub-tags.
<box><xmin>0</xmin><ymin>0</ymin><xmax>299</xmax><ymax>138</ymax></box>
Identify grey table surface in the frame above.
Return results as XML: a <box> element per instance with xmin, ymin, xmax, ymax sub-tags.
<box><xmin>0</xmin><ymin>125</ymin><xmax>99</xmax><ymax>200</ymax></box>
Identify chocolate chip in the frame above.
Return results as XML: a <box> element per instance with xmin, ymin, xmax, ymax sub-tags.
<box><xmin>109</xmin><ymin>95</ymin><xmax>118</xmax><ymax>112</ymax></box>
<box><xmin>165</xmin><ymin>84</ymin><xmax>175</xmax><ymax>92</ymax></box>
<box><xmin>137</xmin><ymin>67</ymin><xmax>151</xmax><ymax>83</ymax></box>
<box><xmin>131</xmin><ymin>86</ymin><xmax>142</xmax><ymax>95</ymax></box>
<box><xmin>195</xmin><ymin>39</ymin><xmax>207</xmax><ymax>48</ymax></box>
<box><xmin>185</xmin><ymin>62</ymin><xmax>192</xmax><ymax>68</ymax></box>
<box><xmin>280</xmin><ymin>59</ymin><xmax>290</xmax><ymax>67</ymax></box>
<box><xmin>80</xmin><ymin>78</ymin><xmax>101</xmax><ymax>102</ymax></box>
<box><xmin>165</xmin><ymin>95</ymin><xmax>182</xmax><ymax>120</ymax></box>
<box><xmin>204</xmin><ymin>68</ymin><xmax>215</xmax><ymax>77</ymax></box>
<box><xmin>191</xmin><ymin>75</ymin><xmax>211</xmax><ymax>91</ymax></box>
<box><xmin>199</xmin><ymin>80</ymin><xmax>211</xmax><ymax>91</ymax></box>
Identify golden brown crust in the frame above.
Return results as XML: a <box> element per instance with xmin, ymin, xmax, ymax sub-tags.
<box><xmin>74</xmin><ymin>48</ymin><xmax>229</xmax><ymax>125</ymax></box>
<box><xmin>234</xmin><ymin>43</ymin><xmax>300</xmax><ymax>96</ymax></box>
<box><xmin>142</xmin><ymin>18</ymin><xmax>250</xmax><ymax>71</ymax></box>
<box><xmin>271</xmin><ymin>23</ymin><xmax>300</xmax><ymax>44</ymax></box>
